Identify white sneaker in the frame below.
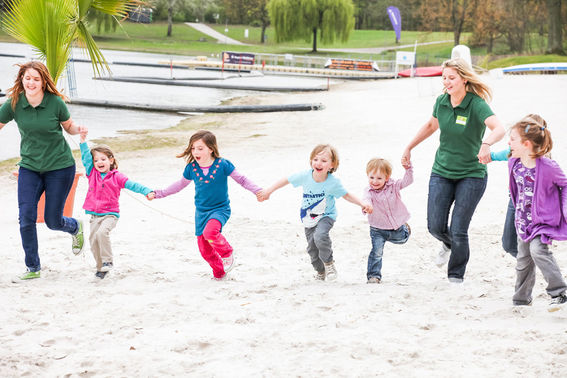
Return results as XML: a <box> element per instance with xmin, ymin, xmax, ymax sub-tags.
<box><xmin>324</xmin><ymin>261</ymin><xmax>338</xmax><ymax>281</ymax></box>
<box><xmin>222</xmin><ymin>254</ymin><xmax>234</xmax><ymax>273</ymax></box>
<box><xmin>435</xmin><ymin>244</ymin><xmax>451</xmax><ymax>267</ymax></box>
<box><xmin>100</xmin><ymin>262</ymin><xmax>113</xmax><ymax>272</ymax></box>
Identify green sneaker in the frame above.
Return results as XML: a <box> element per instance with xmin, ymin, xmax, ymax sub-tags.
<box><xmin>20</xmin><ymin>271</ymin><xmax>41</xmax><ymax>280</ymax></box>
<box><xmin>72</xmin><ymin>220</ymin><xmax>84</xmax><ymax>255</ymax></box>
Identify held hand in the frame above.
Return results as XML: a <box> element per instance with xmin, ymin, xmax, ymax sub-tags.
<box><xmin>146</xmin><ymin>192</ymin><xmax>155</xmax><ymax>201</ymax></box>
<box><xmin>362</xmin><ymin>203</ymin><xmax>373</xmax><ymax>214</ymax></box>
<box><xmin>256</xmin><ymin>189</ymin><xmax>270</xmax><ymax>202</ymax></box>
<box><xmin>401</xmin><ymin>148</ymin><xmax>411</xmax><ymax>169</ymax></box>
<box><xmin>79</xmin><ymin>126</ymin><xmax>88</xmax><ymax>143</ymax></box>
<box><xmin>477</xmin><ymin>144</ymin><xmax>491</xmax><ymax>165</ymax></box>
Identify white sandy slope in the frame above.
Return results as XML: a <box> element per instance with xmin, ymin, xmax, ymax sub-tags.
<box><xmin>1</xmin><ymin>75</ymin><xmax>567</xmax><ymax>377</ymax></box>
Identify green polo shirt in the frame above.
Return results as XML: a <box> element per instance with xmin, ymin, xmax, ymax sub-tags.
<box><xmin>432</xmin><ymin>92</ymin><xmax>494</xmax><ymax>179</ymax></box>
<box><xmin>0</xmin><ymin>92</ymin><xmax>74</xmax><ymax>172</ymax></box>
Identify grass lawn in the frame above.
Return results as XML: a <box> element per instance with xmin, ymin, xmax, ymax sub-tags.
<box><xmin>1</xmin><ymin>21</ymin><xmax>565</xmax><ymax>68</ymax></box>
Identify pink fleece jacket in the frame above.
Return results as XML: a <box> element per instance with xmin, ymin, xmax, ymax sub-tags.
<box><xmin>83</xmin><ymin>170</ymin><xmax>129</xmax><ymax>214</ymax></box>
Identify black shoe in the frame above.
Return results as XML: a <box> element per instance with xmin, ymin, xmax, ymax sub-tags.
<box><xmin>549</xmin><ymin>293</ymin><xmax>567</xmax><ymax>312</ymax></box>
<box><xmin>95</xmin><ymin>271</ymin><xmax>108</xmax><ymax>279</ymax></box>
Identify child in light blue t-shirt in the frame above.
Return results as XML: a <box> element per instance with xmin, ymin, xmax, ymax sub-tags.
<box><xmin>259</xmin><ymin>144</ymin><xmax>372</xmax><ymax>281</ymax></box>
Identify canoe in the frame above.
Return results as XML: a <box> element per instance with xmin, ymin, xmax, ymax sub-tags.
<box><xmin>398</xmin><ymin>66</ymin><xmax>443</xmax><ymax>77</ymax></box>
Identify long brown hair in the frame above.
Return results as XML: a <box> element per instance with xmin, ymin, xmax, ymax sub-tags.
<box><xmin>7</xmin><ymin>61</ymin><xmax>67</xmax><ymax>110</ymax></box>
<box><xmin>177</xmin><ymin>130</ymin><xmax>220</xmax><ymax>163</ymax></box>
<box><xmin>442</xmin><ymin>58</ymin><xmax>492</xmax><ymax>102</ymax></box>
<box><xmin>510</xmin><ymin>114</ymin><xmax>552</xmax><ymax>158</ymax></box>
<box><xmin>91</xmin><ymin>145</ymin><xmax>118</xmax><ymax>171</ymax></box>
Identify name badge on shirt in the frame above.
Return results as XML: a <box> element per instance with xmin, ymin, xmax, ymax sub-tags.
<box><xmin>456</xmin><ymin>115</ymin><xmax>467</xmax><ymax>126</ymax></box>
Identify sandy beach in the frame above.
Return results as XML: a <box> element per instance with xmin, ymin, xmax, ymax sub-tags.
<box><xmin>1</xmin><ymin>73</ymin><xmax>567</xmax><ymax>377</ymax></box>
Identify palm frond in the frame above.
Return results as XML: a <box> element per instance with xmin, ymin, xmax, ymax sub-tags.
<box><xmin>89</xmin><ymin>0</ymin><xmax>136</xmax><ymax>18</ymax></box>
<box><xmin>2</xmin><ymin>0</ymin><xmax>75</xmax><ymax>83</ymax></box>
<box><xmin>74</xmin><ymin>20</ymin><xmax>111</xmax><ymax>77</ymax></box>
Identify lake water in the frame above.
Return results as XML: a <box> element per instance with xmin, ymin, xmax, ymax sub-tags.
<box><xmin>0</xmin><ymin>42</ymin><xmax>330</xmax><ymax>160</ymax></box>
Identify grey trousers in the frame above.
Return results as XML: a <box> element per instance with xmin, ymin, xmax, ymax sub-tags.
<box><xmin>513</xmin><ymin>236</ymin><xmax>567</xmax><ymax>305</ymax></box>
<box><xmin>304</xmin><ymin>216</ymin><xmax>335</xmax><ymax>273</ymax></box>
<box><xmin>90</xmin><ymin>214</ymin><xmax>118</xmax><ymax>271</ymax></box>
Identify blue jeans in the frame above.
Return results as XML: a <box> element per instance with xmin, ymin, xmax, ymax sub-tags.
<box><xmin>427</xmin><ymin>173</ymin><xmax>487</xmax><ymax>280</ymax></box>
<box><xmin>367</xmin><ymin>224</ymin><xmax>410</xmax><ymax>279</ymax></box>
<box><xmin>502</xmin><ymin>198</ymin><xmax>518</xmax><ymax>258</ymax></box>
<box><xmin>18</xmin><ymin>165</ymin><xmax>79</xmax><ymax>272</ymax></box>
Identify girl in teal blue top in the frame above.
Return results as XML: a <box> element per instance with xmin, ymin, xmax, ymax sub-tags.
<box><xmin>149</xmin><ymin>130</ymin><xmax>262</xmax><ymax>280</ymax></box>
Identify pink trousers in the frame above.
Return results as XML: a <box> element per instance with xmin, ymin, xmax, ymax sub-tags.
<box><xmin>197</xmin><ymin>219</ymin><xmax>233</xmax><ymax>278</ymax></box>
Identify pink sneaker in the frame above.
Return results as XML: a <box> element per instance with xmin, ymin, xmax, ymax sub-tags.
<box><xmin>213</xmin><ymin>274</ymin><xmax>227</xmax><ymax>281</ymax></box>
<box><xmin>222</xmin><ymin>254</ymin><xmax>235</xmax><ymax>273</ymax></box>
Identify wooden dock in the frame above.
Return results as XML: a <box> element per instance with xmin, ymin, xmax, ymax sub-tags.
<box><xmin>163</xmin><ymin>60</ymin><xmax>396</xmax><ymax>79</ymax></box>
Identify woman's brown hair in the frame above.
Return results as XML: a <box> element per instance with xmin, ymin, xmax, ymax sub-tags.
<box><xmin>7</xmin><ymin>61</ymin><xmax>67</xmax><ymax>110</ymax></box>
<box><xmin>442</xmin><ymin>58</ymin><xmax>492</xmax><ymax>102</ymax></box>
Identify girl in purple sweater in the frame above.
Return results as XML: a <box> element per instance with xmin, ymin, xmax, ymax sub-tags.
<box><xmin>508</xmin><ymin>114</ymin><xmax>567</xmax><ymax>312</ymax></box>
<box><xmin>148</xmin><ymin>130</ymin><xmax>262</xmax><ymax>280</ymax></box>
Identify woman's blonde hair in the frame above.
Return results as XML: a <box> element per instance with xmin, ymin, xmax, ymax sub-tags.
<box><xmin>366</xmin><ymin>158</ymin><xmax>392</xmax><ymax>178</ymax></box>
<box><xmin>510</xmin><ymin>114</ymin><xmax>552</xmax><ymax>158</ymax></box>
<box><xmin>442</xmin><ymin>58</ymin><xmax>492</xmax><ymax>102</ymax></box>
<box><xmin>310</xmin><ymin>144</ymin><xmax>339</xmax><ymax>173</ymax></box>
<box><xmin>91</xmin><ymin>145</ymin><xmax>118</xmax><ymax>171</ymax></box>
<box><xmin>7</xmin><ymin>61</ymin><xmax>67</xmax><ymax>110</ymax></box>
<box><xmin>177</xmin><ymin>130</ymin><xmax>220</xmax><ymax>163</ymax></box>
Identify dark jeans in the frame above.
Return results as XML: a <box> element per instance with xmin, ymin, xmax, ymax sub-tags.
<box><xmin>502</xmin><ymin>198</ymin><xmax>518</xmax><ymax>258</ymax></box>
<box><xmin>18</xmin><ymin>165</ymin><xmax>79</xmax><ymax>272</ymax></box>
<box><xmin>427</xmin><ymin>173</ymin><xmax>487</xmax><ymax>280</ymax></box>
<box><xmin>367</xmin><ymin>224</ymin><xmax>410</xmax><ymax>280</ymax></box>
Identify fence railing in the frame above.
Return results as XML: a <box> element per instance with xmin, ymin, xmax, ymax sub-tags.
<box><xmin>222</xmin><ymin>51</ymin><xmax>397</xmax><ymax>72</ymax></box>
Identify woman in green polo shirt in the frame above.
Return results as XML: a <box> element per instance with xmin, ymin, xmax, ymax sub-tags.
<box><xmin>401</xmin><ymin>58</ymin><xmax>505</xmax><ymax>283</ymax></box>
<box><xmin>0</xmin><ymin>61</ymin><xmax>87</xmax><ymax>280</ymax></box>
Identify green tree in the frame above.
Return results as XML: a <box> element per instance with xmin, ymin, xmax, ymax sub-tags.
<box><xmin>268</xmin><ymin>0</ymin><xmax>354</xmax><ymax>52</ymax></box>
<box><xmin>547</xmin><ymin>0</ymin><xmax>564</xmax><ymax>55</ymax></box>
<box><xmin>248</xmin><ymin>0</ymin><xmax>270</xmax><ymax>43</ymax></box>
<box><xmin>2</xmin><ymin>0</ymin><xmax>133</xmax><ymax>84</ymax></box>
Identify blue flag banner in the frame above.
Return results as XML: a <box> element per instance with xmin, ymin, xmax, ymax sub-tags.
<box><xmin>387</xmin><ymin>6</ymin><xmax>401</xmax><ymax>42</ymax></box>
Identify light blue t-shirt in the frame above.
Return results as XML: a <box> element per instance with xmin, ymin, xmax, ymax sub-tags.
<box><xmin>288</xmin><ymin>169</ymin><xmax>348</xmax><ymax>227</ymax></box>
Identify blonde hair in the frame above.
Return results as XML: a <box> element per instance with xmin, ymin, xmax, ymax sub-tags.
<box><xmin>91</xmin><ymin>145</ymin><xmax>118</xmax><ymax>171</ymax></box>
<box><xmin>310</xmin><ymin>144</ymin><xmax>339</xmax><ymax>173</ymax></box>
<box><xmin>510</xmin><ymin>114</ymin><xmax>552</xmax><ymax>158</ymax></box>
<box><xmin>442</xmin><ymin>58</ymin><xmax>492</xmax><ymax>102</ymax></box>
<box><xmin>7</xmin><ymin>61</ymin><xmax>67</xmax><ymax>110</ymax></box>
<box><xmin>177</xmin><ymin>130</ymin><xmax>220</xmax><ymax>163</ymax></box>
<box><xmin>366</xmin><ymin>158</ymin><xmax>392</xmax><ymax>178</ymax></box>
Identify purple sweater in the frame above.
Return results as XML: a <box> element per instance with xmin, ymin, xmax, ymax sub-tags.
<box><xmin>508</xmin><ymin>157</ymin><xmax>567</xmax><ymax>244</ymax></box>
<box><xmin>154</xmin><ymin>169</ymin><xmax>261</xmax><ymax>198</ymax></box>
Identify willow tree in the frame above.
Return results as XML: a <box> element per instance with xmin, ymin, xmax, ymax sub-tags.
<box><xmin>2</xmin><ymin>0</ymin><xmax>134</xmax><ymax>84</ymax></box>
<box><xmin>268</xmin><ymin>0</ymin><xmax>354</xmax><ymax>52</ymax></box>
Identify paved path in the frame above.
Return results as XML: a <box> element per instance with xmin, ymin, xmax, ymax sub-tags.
<box><xmin>185</xmin><ymin>22</ymin><xmax>250</xmax><ymax>45</ymax></box>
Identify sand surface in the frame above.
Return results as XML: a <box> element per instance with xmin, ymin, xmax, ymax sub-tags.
<box><xmin>1</xmin><ymin>74</ymin><xmax>567</xmax><ymax>376</ymax></box>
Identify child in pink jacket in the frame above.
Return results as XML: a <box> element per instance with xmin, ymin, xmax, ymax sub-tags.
<box><xmin>80</xmin><ymin>130</ymin><xmax>152</xmax><ymax>279</ymax></box>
